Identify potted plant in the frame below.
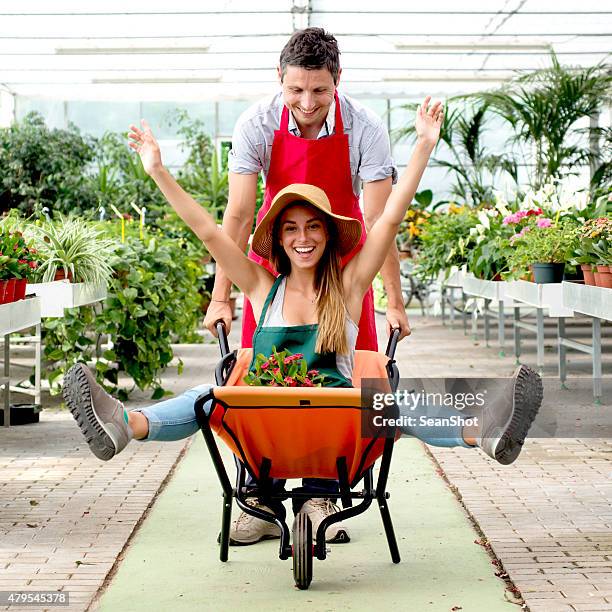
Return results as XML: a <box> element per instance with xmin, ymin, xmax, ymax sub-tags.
<box><xmin>27</xmin><ymin>214</ymin><xmax>116</xmax><ymax>284</ymax></box>
<box><xmin>0</xmin><ymin>229</ymin><xmax>39</xmax><ymax>304</ymax></box>
<box><xmin>507</xmin><ymin>216</ymin><xmax>579</xmax><ymax>284</ymax></box>
<box><xmin>396</xmin><ymin>190</ymin><xmax>433</xmax><ymax>258</ymax></box>
<box><xmin>583</xmin><ymin>217</ymin><xmax>612</xmax><ymax>288</ymax></box>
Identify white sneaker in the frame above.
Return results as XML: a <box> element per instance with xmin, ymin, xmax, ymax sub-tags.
<box><xmin>228</xmin><ymin>501</ymin><xmax>281</xmax><ymax>546</ymax></box>
<box><xmin>299</xmin><ymin>498</ymin><xmax>350</xmax><ymax>543</ymax></box>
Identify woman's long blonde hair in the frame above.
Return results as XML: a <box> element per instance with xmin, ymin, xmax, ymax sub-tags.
<box><xmin>270</xmin><ymin>203</ymin><xmax>348</xmax><ymax>355</ymax></box>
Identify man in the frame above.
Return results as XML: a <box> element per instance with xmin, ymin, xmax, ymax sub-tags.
<box><xmin>204</xmin><ymin>27</ymin><xmax>410</xmax><ymax>546</ymax></box>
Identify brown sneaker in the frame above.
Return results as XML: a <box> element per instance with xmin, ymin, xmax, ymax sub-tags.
<box><xmin>62</xmin><ymin>364</ymin><xmax>132</xmax><ymax>461</ymax></box>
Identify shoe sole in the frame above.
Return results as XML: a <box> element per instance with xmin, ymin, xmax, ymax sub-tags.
<box><xmin>62</xmin><ymin>364</ymin><xmax>117</xmax><ymax>461</ymax></box>
<box><xmin>228</xmin><ymin>533</ymin><xmax>280</xmax><ymax>546</ymax></box>
<box><xmin>494</xmin><ymin>365</ymin><xmax>543</xmax><ymax>465</ymax></box>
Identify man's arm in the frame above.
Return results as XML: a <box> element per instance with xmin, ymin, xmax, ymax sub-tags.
<box><xmin>204</xmin><ymin>171</ymin><xmax>258</xmax><ymax>335</ymax></box>
<box><xmin>362</xmin><ymin>178</ymin><xmax>411</xmax><ymax>340</ymax></box>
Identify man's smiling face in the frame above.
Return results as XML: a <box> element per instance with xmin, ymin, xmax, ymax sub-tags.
<box><xmin>278</xmin><ymin>65</ymin><xmax>340</xmax><ymax>132</ymax></box>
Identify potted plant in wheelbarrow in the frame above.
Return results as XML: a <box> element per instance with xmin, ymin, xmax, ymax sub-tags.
<box><xmin>507</xmin><ymin>216</ymin><xmax>579</xmax><ymax>284</ymax></box>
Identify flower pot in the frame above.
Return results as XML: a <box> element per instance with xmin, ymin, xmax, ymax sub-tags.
<box><xmin>3</xmin><ymin>278</ymin><xmax>16</xmax><ymax>303</ymax></box>
<box><xmin>594</xmin><ymin>266</ymin><xmax>612</xmax><ymax>289</ymax></box>
<box><xmin>580</xmin><ymin>264</ymin><xmax>596</xmax><ymax>286</ymax></box>
<box><xmin>0</xmin><ymin>280</ymin><xmax>7</xmax><ymax>304</ymax></box>
<box><xmin>13</xmin><ymin>278</ymin><xmax>27</xmax><ymax>301</ymax></box>
<box><xmin>531</xmin><ymin>263</ymin><xmax>564</xmax><ymax>284</ymax></box>
<box><xmin>53</xmin><ymin>269</ymin><xmax>73</xmax><ymax>281</ymax></box>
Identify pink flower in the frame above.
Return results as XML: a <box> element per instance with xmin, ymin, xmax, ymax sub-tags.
<box><xmin>536</xmin><ymin>217</ymin><xmax>552</xmax><ymax>228</ymax></box>
<box><xmin>284</xmin><ymin>377</ymin><xmax>297</xmax><ymax>387</ymax></box>
<box><xmin>307</xmin><ymin>369</ymin><xmax>319</xmax><ymax>377</ymax></box>
<box><xmin>261</xmin><ymin>361</ymin><xmax>269</xmax><ymax>370</ymax></box>
<box><xmin>302</xmin><ymin>379</ymin><xmax>314</xmax><ymax>387</ymax></box>
<box><xmin>272</xmin><ymin>368</ymin><xmax>280</xmax><ymax>376</ymax></box>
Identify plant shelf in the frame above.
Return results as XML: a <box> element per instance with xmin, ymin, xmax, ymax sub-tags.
<box><xmin>26</xmin><ymin>280</ymin><xmax>107</xmax><ymax>318</ymax></box>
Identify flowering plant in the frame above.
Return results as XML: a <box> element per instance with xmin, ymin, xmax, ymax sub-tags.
<box><xmin>505</xmin><ymin>216</ymin><xmax>579</xmax><ymax>276</ymax></box>
<box><xmin>243</xmin><ymin>347</ymin><xmax>326</xmax><ymax>387</ymax></box>
<box><xmin>0</xmin><ymin>229</ymin><xmax>39</xmax><ymax>281</ymax></box>
<box><xmin>578</xmin><ymin>217</ymin><xmax>612</xmax><ymax>265</ymax></box>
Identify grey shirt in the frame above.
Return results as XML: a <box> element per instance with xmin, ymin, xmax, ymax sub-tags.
<box><xmin>228</xmin><ymin>91</ymin><xmax>398</xmax><ymax>197</ymax></box>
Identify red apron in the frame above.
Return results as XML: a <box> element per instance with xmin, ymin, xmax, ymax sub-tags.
<box><xmin>241</xmin><ymin>92</ymin><xmax>378</xmax><ymax>351</ymax></box>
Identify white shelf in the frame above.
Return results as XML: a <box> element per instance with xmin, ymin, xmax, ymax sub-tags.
<box><xmin>505</xmin><ymin>280</ymin><xmax>574</xmax><ymax>317</ymax></box>
<box><xmin>562</xmin><ymin>281</ymin><xmax>612</xmax><ymax>322</ymax></box>
<box><xmin>463</xmin><ymin>277</ymin><xmax>509</xmax><ymax>302</ymax></box>
<box><xmin>0</xmin><ymin>297</ymin><xmax>41</xmax><ymax>335</ymax></box>
<box><xmin>26</xmin><ymin>281</ymin><xmax>107</xmax><ymax>317</ymax></box>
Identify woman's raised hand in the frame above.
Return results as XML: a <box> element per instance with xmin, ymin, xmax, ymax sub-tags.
<box><xmin>415</xmin><ymin>96</ymin><xmax>443</xmax><ymax>146</ymax></box>
<box><xmin>128</xmin><ymin>120</ymin><xmax>162</xmax><ymax>176</ymax></box>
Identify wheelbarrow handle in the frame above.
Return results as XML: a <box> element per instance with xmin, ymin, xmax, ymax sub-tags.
<box><xmin>215</xmin><ymin>320</ymin><xmax>231</xmax><ymax>357</ymax></box>
<box><xmin>385</xmin><ymin>327</ymin><xmax>401</xmax><ymax>360</ymax></box>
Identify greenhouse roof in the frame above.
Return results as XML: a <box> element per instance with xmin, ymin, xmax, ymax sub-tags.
<box><xmin>0</xmin><ymin>0</ymin><xmax>610</xmax><ymax>102</ymax></box>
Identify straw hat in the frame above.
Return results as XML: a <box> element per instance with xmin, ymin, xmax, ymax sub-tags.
<box><xmin>251</xmin><ymin>184</ymin><xmax>363</xmax><ymax>260</ymax></box>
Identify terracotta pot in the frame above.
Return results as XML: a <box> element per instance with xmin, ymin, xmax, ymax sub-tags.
<box><xmin>595</xmin><ymin>268</ymin><xmax>612</xmax><ymax>289</ymax></box>
<box><xmin>580</xmin><ymin>264</ymin><xmax>596</xmax><ymax>286</ymax></box>
<box><xmin>13</xmin><ymin>279</ymin><xmax>27</xmax><ymax>301</ymax></box>
<box><xmin>53</xmin><ymin>269</ymin><xmax>73</xmax><ymax>281</ymax></box>
<box><xmin>399</xmin><ymin>250</ymin><xmax>412</xmax><ymax>260</ymax></box>
<box><xmin>0</xmin><ymin>280</ymin><xmax>7</xmax><ymax>305</ymax></box>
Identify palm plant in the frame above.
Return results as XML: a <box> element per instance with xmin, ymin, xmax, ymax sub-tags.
<box><xmin>394</xmin><ymin>98</ymin><xmax>517</xmax><ymax>206</ymax></box>
<box><xmin>26</xmin><ymin>215</ymin><xmax>116</xmax><ymax>284</ymax></box>
<box><xmin>478</xmin><ymin>52</ymin><xmax>612</xmax><ymax>189</ymax></box>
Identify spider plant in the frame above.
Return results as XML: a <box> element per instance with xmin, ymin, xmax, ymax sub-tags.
<box><xmin>27</xmin><ymin>215</ymin><xmax>116</xmax><ymax>284</ymax></box>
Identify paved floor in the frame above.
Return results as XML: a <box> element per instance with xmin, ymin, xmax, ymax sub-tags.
<box><xmin>1</xmin><ymin>309</ymin><xmax>611</xmax><ymax>611</ymax></box>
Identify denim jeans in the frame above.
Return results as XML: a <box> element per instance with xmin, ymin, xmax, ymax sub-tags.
<box><xmin>135</xmin><ymin>385</ymin><xmax>471</xmax><ymax>510</ymax></box>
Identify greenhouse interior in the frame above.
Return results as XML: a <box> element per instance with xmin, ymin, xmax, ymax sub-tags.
<box><xmin>1</xmin><ymin>2</ymin><xmax>611</xmax><ymax>611</ymax></box>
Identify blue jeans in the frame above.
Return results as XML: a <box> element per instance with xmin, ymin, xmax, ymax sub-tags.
<box><xmin>135</xmin><ymin>385</ymin><xmax>471</xmax><ymax>508</ymax></box>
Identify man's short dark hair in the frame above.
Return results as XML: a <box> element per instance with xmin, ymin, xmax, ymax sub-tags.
<box><xmin>279</xmin><ymin>28</ymin><xmax>341</xmax><ymax>83</ymax></box>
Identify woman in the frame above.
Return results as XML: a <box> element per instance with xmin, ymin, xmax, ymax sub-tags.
<box><xmin>63</xmin><ymin>97</ymin><xmax>542</xmax><ymax>545</ymax></box>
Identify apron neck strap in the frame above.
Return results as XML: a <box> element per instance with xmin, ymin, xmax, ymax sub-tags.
<box><xmin>280</xmin><ymin>90</ymin><xmax>344</xmax><ymax>135</ymax></box>
<box><xmin>333</xmin><ymin>90</ymin><xmax>344</xmax><ymax>135</ymax></box>
<box><xmin>257</xmin><ymin>275</ymin><xmax>285</xmax><ymax>327</ymax></box>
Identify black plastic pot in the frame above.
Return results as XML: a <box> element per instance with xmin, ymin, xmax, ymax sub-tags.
<box><xmin>0</xmin><ymin>404</ymin><xmax>42</xmax><ymax>426</ymax></box>
<box><xmin>531</xmin><ymin>262</ymin><xmax>565</xmax><ymax>284</ymax></box>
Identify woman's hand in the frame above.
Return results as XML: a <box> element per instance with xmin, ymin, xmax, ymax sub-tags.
<box><xmin>415</xmin><ymin>96</ymin><xmax>443</xmax><ymax>146</ymax></box>
<box><xmin>128</xmin><ymin>120</ymin><xmax>163</xmax><ymax>177</ymax></box>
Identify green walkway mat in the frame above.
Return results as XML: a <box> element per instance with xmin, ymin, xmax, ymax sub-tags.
<box><xmin>97</xmin><ymin>438</ymin><xmax>513</xmax><ymax>611</ymax></box>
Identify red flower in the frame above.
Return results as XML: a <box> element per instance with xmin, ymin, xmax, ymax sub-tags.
<box><xmin>302</xmin><ymin>379</ymin><xmax>314</xmax><ymax>387</ymax></box>
<box><xmin>284</xmin><ymin>377</ymin><xmax>297</xmax><ymax>387</ymax></box>
<box><xmin>272</xmin><ymin>368</ymin><xmax>280</xmax><ymax>376</ymax></box>
<box><xmin>307</xmin><ymin>369</ymin><xmax>319</xmax><ymax>377</ymax></box>
<box><xmin>261</xmin><ymin>361</ymin><xmax>269</xmax><ymax>370</ymax></box>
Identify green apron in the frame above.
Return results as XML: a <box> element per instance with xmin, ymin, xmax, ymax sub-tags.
<box><xmin>249</xmin><ymin>275</ymin><xmax>352</xmax><ymax>388</ymax></box>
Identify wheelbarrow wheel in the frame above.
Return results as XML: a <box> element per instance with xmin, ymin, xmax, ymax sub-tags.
<box><xmin>292</xmin><ymin>512</ymin><xmax>313</xmax><ymax>590</ymax></box>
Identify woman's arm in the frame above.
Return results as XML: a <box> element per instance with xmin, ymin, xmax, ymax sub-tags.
<box><xmin>128</xmin><ymin>121</ymin><xmax>273</xmax><ymax>304</ymax></box>
<box><xmin>343</xmin><ymin>97</ymin><xmax>442</xmax><ymax>300</ymax></box>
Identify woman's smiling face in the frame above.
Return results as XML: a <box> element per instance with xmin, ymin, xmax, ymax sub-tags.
<box><xmin>278</xmin><ymin>203</ymin><xmax>329</xmax><ymax>270</ymax></box>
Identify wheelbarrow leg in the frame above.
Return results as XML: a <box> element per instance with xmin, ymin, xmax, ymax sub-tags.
<box><xmin>378</xmin><ymin>496</ymin><xmax>400</xmax><ymax>564</ymax></box>
<box><xmin>219</xmin><ymin>492</ymin><xmax>232</xmax><ymax>562</ymax></box>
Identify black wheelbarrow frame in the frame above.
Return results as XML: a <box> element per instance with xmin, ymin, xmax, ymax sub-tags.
<box><xmin>194</xmin><ymin>322</ymin><xmax>401</xmax><ymax>588</ymax></box>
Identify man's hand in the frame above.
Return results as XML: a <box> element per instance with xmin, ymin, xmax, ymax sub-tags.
<box><xmin>204</xmin><ymin>301</ymin><xmax>233</xmax><ymax>337</ymax></box>
<box><xmin>386</xmin><ymin>306</ymin><xmax>411</xmax><ymax>340</ymax></box>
